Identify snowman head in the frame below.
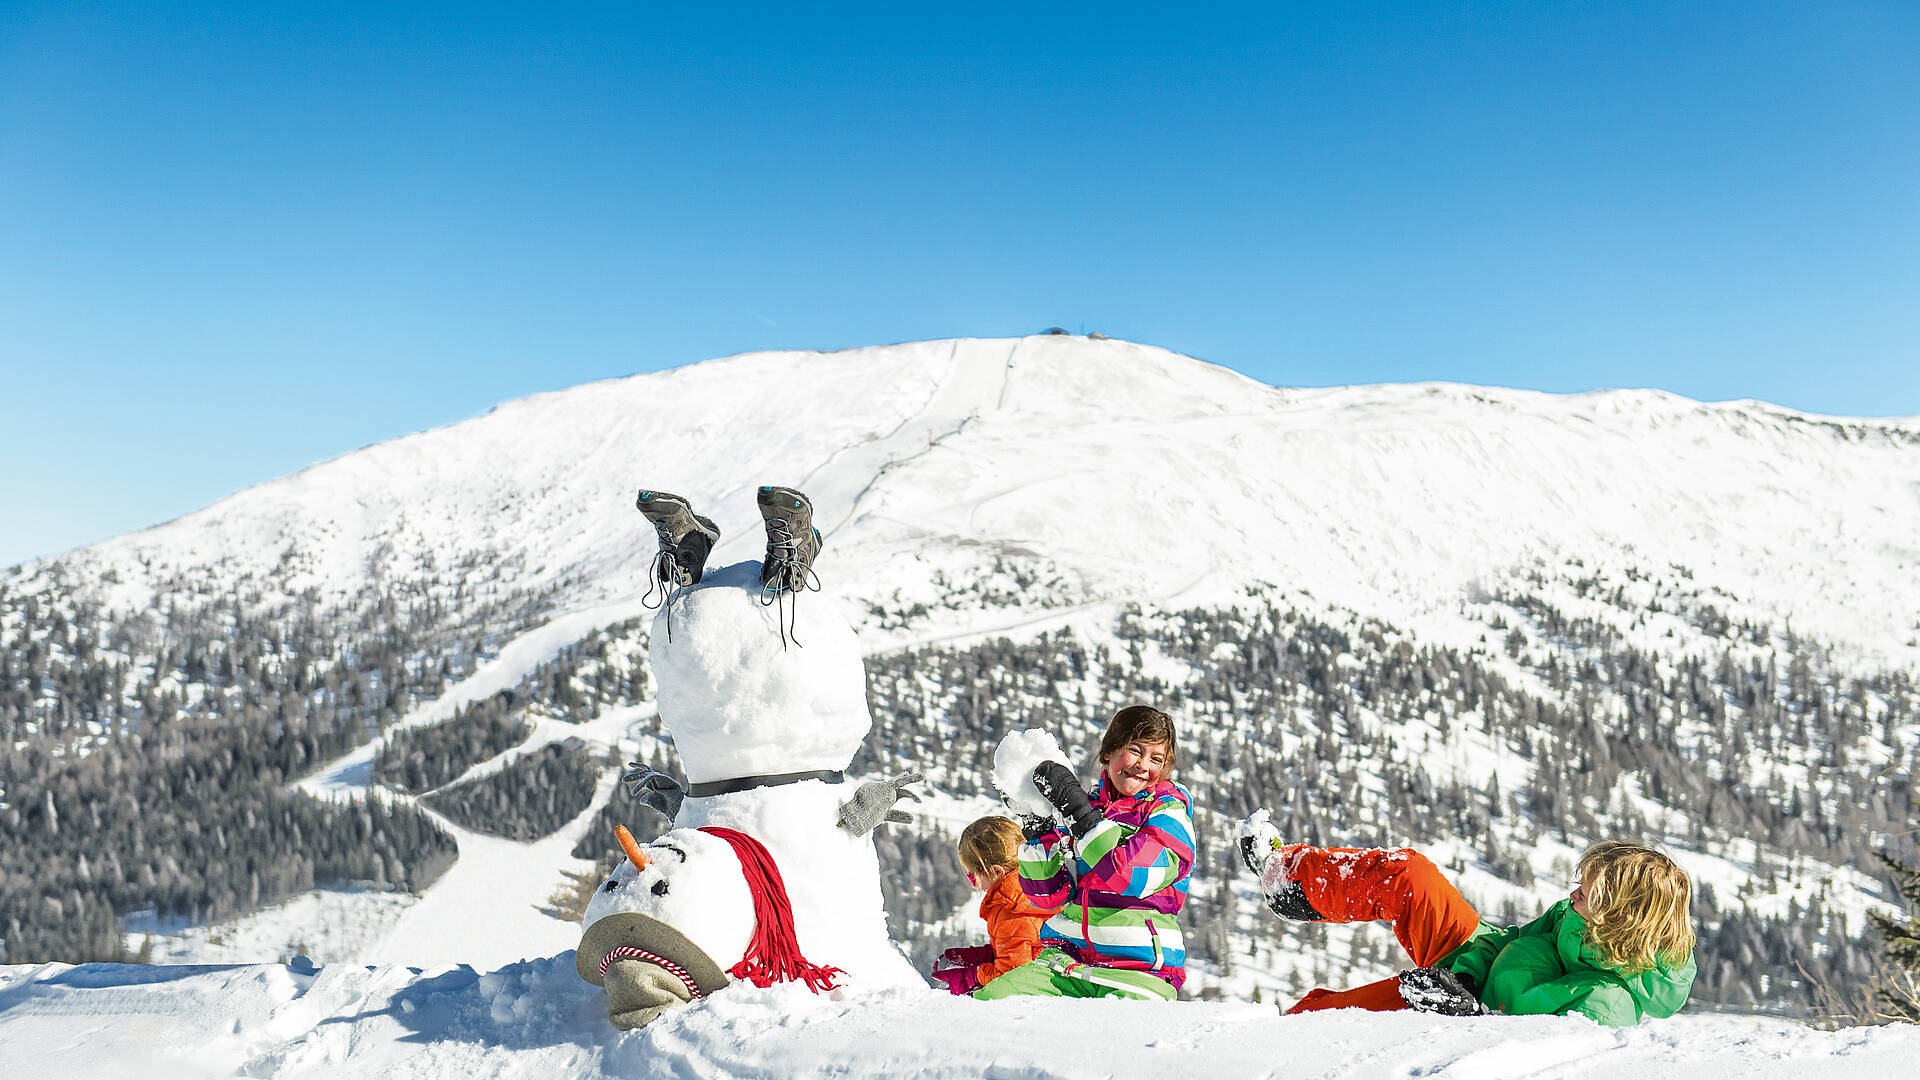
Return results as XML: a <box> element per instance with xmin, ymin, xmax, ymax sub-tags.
<box><xmin>581</xmin><ymin>826</ymin><xmax>756</xmax><ymax>971</ymax></box>
<box><xmin>649</xmin><ymin>560</ymin><xmax>872</xmax><ymax>784</ymax></box>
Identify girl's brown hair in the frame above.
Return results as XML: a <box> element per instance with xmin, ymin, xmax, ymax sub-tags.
<box><xmin>1578</xmin><ymin>841</ymin><xmax>1695</xmax><ymax>974</ymax></box>
<box><xmin>1098</xmin><ymin>704</ymin><xmax>1178</xmax><ymax>774</ymax></box>
<box><xmin>957</xmin><ymin>816</ymin><xmax>1024</xmax><ymax>875</ymax></box>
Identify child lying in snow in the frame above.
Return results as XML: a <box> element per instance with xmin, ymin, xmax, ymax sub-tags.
<box><xmin>929</xmin><ymin>816</ymin><xmax>1055</xmax><ymax>995</ymax></box>
<box><xmin>1239</xmin><ymin>813</ymin><xmax>1696</xmax><ymax>1026</ymax></box>
<box><xmin>978</xmin><ymin>705</ymin><xmax>1196</xmax><ymax>1001</ymax></box>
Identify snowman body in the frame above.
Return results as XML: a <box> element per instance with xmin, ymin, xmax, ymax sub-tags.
<box><xmin>675</xmin><ymin>783</ymin><xmax>916</xmax><ymax>986</ymax></box>
<box><xmin>578</xmin><ymin>559</ymin><xmax>919</xmax><ymax>1010</ymax></box>
<box><xmin>650</xmin><ymin>560</ymin><xmax>873</xmax><ymax>784</ymax></box>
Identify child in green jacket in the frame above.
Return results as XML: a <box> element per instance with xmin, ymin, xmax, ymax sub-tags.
<box><xmin>1240</xmin><ymin>812</ymin><xmax>1696</xmax><ymax>1026</ymax></box>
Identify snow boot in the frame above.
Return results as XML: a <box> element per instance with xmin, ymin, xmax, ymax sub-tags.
<box><xmin>637</xmin><ymin>489</ymin><xmax>720</xmax><ymax>590</ymax></box>
<box><xmin>756</xmin><ymin>486</ymin><xmax>822</xmax><ymax>594</ymax></box>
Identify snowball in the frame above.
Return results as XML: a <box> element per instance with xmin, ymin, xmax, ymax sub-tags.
<box><xmin>992</xmin><ymin>728</ymin><xmax>1073</xmax><ymax>818</ymax></box>
<box><xmin>1240</xmin><ymin>808</ymin><xmax>1285</xmax><ymax>881</ymax></box>
<box><xmin>650</xmin><ymin>560</ymin><xmax>872</xmax><ymax>784</ymax></box>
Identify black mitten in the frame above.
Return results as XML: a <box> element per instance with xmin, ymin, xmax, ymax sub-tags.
<box><xmin>1398</xmin><ymin>966</ymin><xmax>1487</xmax><ymax>1015</ymax></box>
<box><xmin>1018</xmin><ymin>815</ymin><xmax>1056</xmax><ymax>843</ymax></box>
<box><xmin>1032</xmin><ymin>762</ymin><xmax>1101</xmax><ymax>837</ymax></box>
<box><xmin>1263</xmin><ymin>881</ymin><xmax>1325</xmax><ymax>922</ymax></box>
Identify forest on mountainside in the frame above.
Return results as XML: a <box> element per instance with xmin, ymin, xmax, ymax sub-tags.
<box><xmin>0</xmin><ymin>577</ymin><xmax>476</xmax><ymax>962</ymax></box>
<box><xmin>0</xmin><ymin>577</ymin><xmax>645</xmax><ymax>963</ymax></box>
<box><xmin>422</xmin><ymin>741</ymin><xmax>603</xmax><ymax>839</ymax></box>
<box><xmin>3</xmin><ymin>562</ymin><xmax>1915</xmax><ymax>1019</ymax></box>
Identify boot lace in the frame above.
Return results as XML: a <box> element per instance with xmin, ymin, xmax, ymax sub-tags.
<box><xmin>641</xmin><ymin>521</ymin><xmax>686</xmax><ymax>641</ymax></box>
<box><xmin>759</xmin><ymin>517</ymin><xmax>821</xmax><ymax>648</ymax></box>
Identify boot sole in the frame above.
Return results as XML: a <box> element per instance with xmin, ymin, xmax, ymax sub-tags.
<box><xmin>637</xmin><ymin>491</ymin><xmax>721</xmax><ymax>542</ymax></box>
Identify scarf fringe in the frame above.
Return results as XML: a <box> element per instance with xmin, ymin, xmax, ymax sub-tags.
<box><xmin>698</xmin><ymin>825</ymin><xmax>845</xmax><ymax>993</ymax></box>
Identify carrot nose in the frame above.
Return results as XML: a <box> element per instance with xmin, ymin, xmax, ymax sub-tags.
<box><xmin>615</xmin><ymin>824</ymin><xmax>649</xmax><ymax>871</ymax></box>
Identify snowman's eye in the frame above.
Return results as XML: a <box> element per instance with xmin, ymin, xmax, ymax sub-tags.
<box><xmin>602</xmin><ymin>879</ymin><xmax>619</xmax><ymax>893</ymax></box>
<box><xmin>652</xmin><ymin>880</ymin><xmax>670</xmax><ymax>896</ymax></box>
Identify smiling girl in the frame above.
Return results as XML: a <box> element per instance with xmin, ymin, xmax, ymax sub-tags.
<box><xmin>974</xmin><ymin>705</ymin><xmax>1196</xmax><ymax>1001</ymax></box>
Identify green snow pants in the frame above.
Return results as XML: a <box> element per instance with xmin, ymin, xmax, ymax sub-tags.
<box><xmin>972</xmin><ymin>948</ymin><xmax>1177</xmax><ymax>1002</ymax></box>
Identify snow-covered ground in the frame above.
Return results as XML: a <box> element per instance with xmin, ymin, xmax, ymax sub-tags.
<box><xmin>122</xmin><ymin>889</ymin><xmax>420</xmax><ymax>967</ymax></box>
<box><xmin>2</xmin><ymin>956</ymin><xmax>1915</xmax><ymax>1079</ymax></box>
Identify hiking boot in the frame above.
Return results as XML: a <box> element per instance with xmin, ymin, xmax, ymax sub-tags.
<box><xmin>756</xmin><ymin>485</ymin><xmax>822</xmax><ymax>593</ymax></box>
<box><xmin>636</xmin><ymin>489</ymin><xmax>721</xmax><ymax>588</ymax></box>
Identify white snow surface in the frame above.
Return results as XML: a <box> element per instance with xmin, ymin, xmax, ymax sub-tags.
<box><xmin>649</xmin><ymin>560</ymin><xmax>872</xmax><ymax>783</ymax></box>
<box><xmin>122</xmin><ymin>888</ymin><xmax>418</xmax><ymax>966</ymax></box>
<box><xmin>992</xmin><ymin>727</ymin><xmax>1074</xmax><ymax>819</ymax></box>
<box><xmin>24</xmin><ymin>335</ymin><xmax>1920</xmax><ymax>672</ymax></box>
<box><xmin>3</xmin><ymin>956</ymin><xmax>1918</xmax><ymax>1079</ymax></box>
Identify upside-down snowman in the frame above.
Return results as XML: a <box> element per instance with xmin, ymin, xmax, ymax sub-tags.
<box><xmin>576</xmin><ymin>488</ymin><xmax>923</xmax><ymax>1029</ymax></box>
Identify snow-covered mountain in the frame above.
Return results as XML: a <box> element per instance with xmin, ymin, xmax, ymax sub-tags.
<box><xmin>27</xmin><ymin>334</ymin><xmax>1920</xmax><ymax>666</ymax></box>
<box><xmin>5</xmin><ymin>335</ymin><xmax>1920</xmax><ymax>1052</ymax></box>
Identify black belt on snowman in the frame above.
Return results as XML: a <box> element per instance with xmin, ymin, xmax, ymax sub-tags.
<box><xmin>688</xmin><ymin>769</ymin><xmax>844</xmax><ymax>798</ymax></box>
<box><xmin>627</xmin><ymin>762</ymin><xmax>844</xmax><ymax>817</ymax></box>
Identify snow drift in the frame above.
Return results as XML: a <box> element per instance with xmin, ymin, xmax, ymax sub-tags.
<box><xmin>3</xmin><ymin>956</ymin><xmax>1918</xmax><ymax>1079</ymax></box>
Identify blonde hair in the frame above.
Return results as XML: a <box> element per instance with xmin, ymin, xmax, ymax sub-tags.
<box><xmin>957</xmin><ymin>816</ymin><xmax>1023</xmax><ymax>875</ymax></box>
<box><xmin>1578</xmin><ymin>841</ymin><xmax>1695</xmax><ymax>974</ymax></box>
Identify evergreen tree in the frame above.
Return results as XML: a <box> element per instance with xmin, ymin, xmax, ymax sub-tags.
<box><xmin>1868</xmin><ymin>850</ymin><xmax>1920</xmax><ymax>1023</ymax></box>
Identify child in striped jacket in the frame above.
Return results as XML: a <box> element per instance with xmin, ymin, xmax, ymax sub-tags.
<box><xmin>974</xmin><ymin>705</ymin><xmax>1196</xmax><ymax>1001</ymax></box>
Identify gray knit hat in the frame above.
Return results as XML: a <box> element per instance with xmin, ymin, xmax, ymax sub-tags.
<box><xmin>577</xmin><ymin>910</ymin><xmax>732</xmax><ymax>996</ymax></box>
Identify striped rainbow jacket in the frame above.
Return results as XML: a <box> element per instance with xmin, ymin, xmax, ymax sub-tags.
<box><xmin>1017</xmin><ymin>776</ymin><xmax>1196</xmax><ymax>988</ymax></box>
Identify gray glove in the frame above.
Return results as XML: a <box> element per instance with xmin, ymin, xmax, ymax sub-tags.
<box><xmin>836</xmin><ymin>771</ymin><xmax>924</xmax><ymax>835</ymax></box>
<box><xmin>623</xmin><ymin>763</ymin><xmax>687</xmax><ymax>820</ymax></box>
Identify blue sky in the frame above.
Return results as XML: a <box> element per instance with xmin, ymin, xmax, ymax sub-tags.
<box><xmin>3</xmin><ymin>2</ymin><xmax>1916</xmax><ymax>567</ymax></box>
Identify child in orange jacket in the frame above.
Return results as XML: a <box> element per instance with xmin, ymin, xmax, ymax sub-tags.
<box><xmin>930</xmin><ymin>816</ymin><xmax>1055</xmax><ymax>994</ymax></box>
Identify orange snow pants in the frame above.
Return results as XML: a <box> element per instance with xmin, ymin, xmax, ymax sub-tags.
<box><xmin>1278</xmin><ymin>846</ymin><xmax>1481</xmax><ymax>1015</ymax></box>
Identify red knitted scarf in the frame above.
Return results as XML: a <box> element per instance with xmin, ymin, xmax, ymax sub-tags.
<box><xmin>697</xmin><ymin>826</ymin><xmax>844</xmax><ymax>993</ymax></box>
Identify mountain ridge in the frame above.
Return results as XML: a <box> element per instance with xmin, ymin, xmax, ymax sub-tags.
<box><xmin>18</xmin><ymin>334</ymin><xmax>1920</xmax><ymax>670</ymax></box>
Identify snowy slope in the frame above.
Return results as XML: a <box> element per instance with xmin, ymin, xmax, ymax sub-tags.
<box><xmin>21</xmin><ymin>335</ymin><xmax>1920</xmax><ymax>670</ymax></box>
<box><xmin>4</xmin><ymin>956</ymin><xmax>1918</xmax><ymax>1080</ymax></box>
<box><xmin>24</xmin><ymin>334</ymin><xmax>1918</xmax><ymax>965</ymax></box>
